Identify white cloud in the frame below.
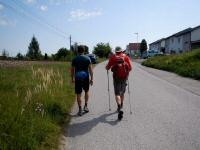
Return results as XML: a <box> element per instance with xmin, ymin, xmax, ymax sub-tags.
<box><xmin>0</xmin><ymin>4</ymin><xmax>4</xmax><ymax>11</ymax></box>
<box><xmin>0</xmin><ymin>20</ymin><xmax>8</xmax><ymax>26</ymax></box>
<box><xmin>25</xmin><ymin>0</ymin><xmax>36</xmax><ymax>3</ymax></box>
<box><xmin>40</xmin><ymin>5</ymin><xmax>48</xmax><ymax>11</ymax></box>
<box><xmin>80</xmin><ymin>0</ymin><xmax>91</xmax><ymax>2</ymax></box>
<box><xmin>69</xmin><ymin>9</ymin><xmax>102</xmax><ymax>21</ymax></box>
<box><xmin>0</xmin><ymin>16</ymin><xmax>8</xmax><ymax>26</ymax></box>
<box><xmin>49</xmin><ymin>0</ymin><xmax>94</xmax><ymax>6</ymax></box>
<box><xmin>49</xmin><ymin>0</ymin><xmax>69</xmax><ymax>5</ymax></box>
<box><xmin>0</xmin><ymin>15</ymin><xmax>16</xmax><ymax>27</ymax></box>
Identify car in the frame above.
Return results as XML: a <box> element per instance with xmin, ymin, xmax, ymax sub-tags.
<box><xmin>141</xmin><ymin>51</ymin><xmax>148</xmax><ymax>59</ymax></box>
<box><xmin>147</xmin><ymin>50</ymin><xmax>159</xmax><ymax>57</ymax></box>
<box><xmin>86</xmin><ymin>54</ymin><xmax>97</xmax><ymax>64</ymax></box>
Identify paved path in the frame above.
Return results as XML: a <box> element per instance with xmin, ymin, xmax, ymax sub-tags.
<box><xmin>61</xmin><ymin>61</ymin><xmax>200</xmax><ymax>150</ymax></box>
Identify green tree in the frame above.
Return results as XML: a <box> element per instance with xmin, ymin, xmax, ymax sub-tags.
<box><xmin>16</xmin><ymin>52</ymin><xmax>24</xmax><ymax>60</ymax></box>
<box><xmin>55</xmin><ymin>48</ymin><xmax>70</xmax><ymax>60</ymax></box>
<box><xmin>140</xmin><ymin>39</ymin><xmax>147</xmax><ymax>57</ymax></box>
<box><xmin>83</xmin><ymin>45</ymin><xmax>89</xmax><ymax>54</ymax></box>
<box><xmin>71</xmin><ymin>42</ymin><xmax>78</xmax><ymax>55</ymax></box>
<box><xmin>27</xmin><ymin>36</ymin><xmax>42</xmax><ymax>60</ymax></box>
<box><xmin>71</xmin><ymin>44</ymin><xmax>89</xmax><ymax>55</ymax></box>
<box><xmin>44</xmin><ymin>53</ymin><xmax>48</xmax><ymax>60</ymax></box>
<box><xmin>93</xmin><ymin>43</ymin><xmax>111</xmax><ymax>58</ymax></box>
<box><xmin>2</xmin><ymin>49</ymin><xmax>9</xmax><ymax>60</ymax></box>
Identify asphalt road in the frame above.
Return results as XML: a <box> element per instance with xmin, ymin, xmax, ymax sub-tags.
<box><xmin>61</xmin><ymin>61</ymin><xmax>200</xmax><ymax>150</ymax></box>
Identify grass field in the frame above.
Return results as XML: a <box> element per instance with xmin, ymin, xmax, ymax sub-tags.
<box><xmin>0</xmin><ymin>61</ymin><xmax>75</xmax><ymax>150</ymax></box>
<box><xmin>142</xmin><ymin>49</ymin><xmax>200</xmax><ymax>80</ymax></box>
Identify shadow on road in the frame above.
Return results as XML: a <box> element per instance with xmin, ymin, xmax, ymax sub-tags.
<box><xmin>66</xmin><ymin>111</ymin><xmax>119</xmax><ymax>137</ymax></box>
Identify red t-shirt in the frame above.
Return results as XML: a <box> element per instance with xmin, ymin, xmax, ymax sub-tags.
<box><xmin>106</xmin><ymin>52</ymin><xmax>132</xmax><ymax>71</ymax></box>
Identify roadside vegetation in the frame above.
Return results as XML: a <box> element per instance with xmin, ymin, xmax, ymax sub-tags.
<box><xmin>142</xmin><ymin>48</ymin><xmax>200</xmax><ymax>80</ymax></box>
<box><xmin>0</xmin><ymin>62</ymin><xmax>75</xmax><ymax>150</ymax></box>
<box><xmin>0</xmin><ymin>34</ymin><xmax>111</xmax><ymax>149</ymax></box>
<box><xmin>1</xmin><ymin>36</ymin><xmax>110</xmax><ymax>63</ymax></box>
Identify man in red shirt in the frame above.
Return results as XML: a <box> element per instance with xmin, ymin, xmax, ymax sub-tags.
<box><xmin>106</xmin><ymin>47</ymin><xmax>132</xmax><ymax>114</ymax></box>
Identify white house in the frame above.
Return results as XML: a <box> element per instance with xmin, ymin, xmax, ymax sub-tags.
<box><xmin>191</xmin><ymin>26</ymin><xmax>200</xmax><ymax>49</ymax></box>
<box><xmin>149</xmin><ymin>38</ymin><xmax>165</xmax><ymax>53</ymax></box>
<box><xmin>164</xmin><ymin>28</ymin><xmax>192</xmax><ymax>54</ymax></box>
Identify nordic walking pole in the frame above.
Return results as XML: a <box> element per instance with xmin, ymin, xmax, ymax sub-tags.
<box><xmin>128</xmin><ymin>79</ymin><xmax>132</xmax><ymax>114</ymax></box>
<box><xmin>107</xmin><ymin>70</ymin><xmax>111</xmax><ymax>111</ymax></box>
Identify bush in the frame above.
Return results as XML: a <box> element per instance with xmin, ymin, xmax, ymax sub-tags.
<box><xmin>142</xmin><ymin>49</ymin><xmax>200</xmax><ymax>80</ymax></box>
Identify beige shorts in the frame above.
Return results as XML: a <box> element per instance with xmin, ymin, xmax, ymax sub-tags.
<box><xmin>113</xmin><ymin>79</ymin><xmax>127</xmax><ymax>96</ymax></box>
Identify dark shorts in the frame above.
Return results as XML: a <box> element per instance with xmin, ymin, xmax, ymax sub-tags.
<box><xmin>75</xmin><ymin>78</ymin><xmax>90</xmax><ymax>94</ymax></box>
<box><xmin>113</xmin><ymin>79</ymin><xmax>127</xmax><ymax>96</ymax></box>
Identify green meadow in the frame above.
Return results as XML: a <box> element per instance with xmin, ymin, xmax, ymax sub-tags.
<box><xmin>0</xmin><ymin>62</ymin><xmax>75</xmax><ymax>150</ymax></box>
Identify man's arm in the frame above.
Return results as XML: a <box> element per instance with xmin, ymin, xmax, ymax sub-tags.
<box><xmin>89</xmin><ymin>64</ymin><xmax>93</xmax><ymax>85</ymax></box>
<box><xmin>106</xmin><ymin>56</ymin><xmax>114</xmax><ymax>70</ymax></box>
<box><xmin>71</xmin><ymin>66</ymin><xmax>75</xmax><ymax>82</ymax></box>
<box><xmin>126</xmin><ymin>56</ymin><xmax>132</xmax><ymax>71</ymax></box>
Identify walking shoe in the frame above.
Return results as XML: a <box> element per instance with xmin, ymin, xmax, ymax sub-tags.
<box><xmin>78</xmin><ymin>109</ymin><xmax>82</xmax><ymax>116</ymax></box>
<box><xmin>117</xmin><ymin>105</ymin><xmax>121</xmax><ymax>112</ymax></box>
<box><xmin>118</xmin><ymin>110</ymin><xmax>124</xmax><ymax>120</ymax></box>
<box><xmin>121</xmin><ymin>102</ymin><xmax>123</xmax><ymax>109</ymax></box>
<box><xmin>83</xmin><ymin>105</ymin><xmax>89</xmax><ymax>113</ymax></box>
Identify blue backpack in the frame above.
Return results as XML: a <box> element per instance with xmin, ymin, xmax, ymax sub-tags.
<box><xmin>75</xmin><ymin>71</ymin><xmax>89</xmax><ymax>80</ymax></box>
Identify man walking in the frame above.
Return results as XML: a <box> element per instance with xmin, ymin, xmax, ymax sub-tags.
<box><xmin>106</xmin><ymin>47</ymin><xmax>132</xmax><ymax>119</ymax></box>
<box><xmin>71</xmin><ymin>45</ymin><xmax>93</xmax><ymax>116</ymax></box>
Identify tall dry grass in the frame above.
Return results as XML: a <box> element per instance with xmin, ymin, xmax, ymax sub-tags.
<box><xmin>0</xmin><ymin>63</ymin><xmax>75</xmax><ymax>150</ymax></box>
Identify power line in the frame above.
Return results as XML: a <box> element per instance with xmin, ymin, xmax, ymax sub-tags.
<box><xmin>0</xmin><ymin>0</ymin><xmax>70</xmax><ymax>40</ymax></box>
<box><xmin>13</xmin><ymin>0</ymin><xmax>70</xmax><ymax>39</ymax></box>
<box><xmin>13</xmin><ymin>0</ymin><xmax>84</xmax><ymax>45</ymax></box>
<box><xmin>0</xmin><ymin>0</ymin><xmax>83</xmax><ymax>48</ymax></box>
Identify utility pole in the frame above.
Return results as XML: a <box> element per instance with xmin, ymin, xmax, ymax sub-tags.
<box><xmin>70</xmin><ymin>35</ymin><xmax>72</xmax><ymax>51</ymax></box>
<box><xmin>134</xmin><ymin>32</ymin><xmax>139</xmax><ymax>47</ymax></box>
<box><xmin>134</xmin><ymin>32</ymin><xmax>139</xmax><ymax>57</ymax></box>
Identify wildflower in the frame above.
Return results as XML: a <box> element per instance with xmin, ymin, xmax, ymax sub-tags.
<box><xmin>21</xmin><ymin>107</ymin><xmax>25</xmax><ymax>115</ymax></box>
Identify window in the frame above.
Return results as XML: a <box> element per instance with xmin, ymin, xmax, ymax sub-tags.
<box><xmin>178</xmin><ymin>38</ymin><xmax>181</xmax><ymax>43</ymax></box>
<box><xmin>171</xmin><ymin>38</ymin><xmax>174</xmax><ymax>43</ymax></box>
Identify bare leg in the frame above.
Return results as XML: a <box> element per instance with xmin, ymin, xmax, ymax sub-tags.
<box><xmin>83</xmin><ymin>91</ymin><xmax>89</xmax><ymax>113</ymax></box>
<box><xmin>120</xmin><ymin>94</ymin><xmax>124</xmax><ymax>107</ymax></box>
<box><xmin>115</xmin><ymin>95</ymin><xmax>121</xmax><ymax>105</ymax></box>
<box><xmin>77</xmin><ymin>94</ymin><xmax>82</xmax><ymax>108</ymax></box>
<box><xmin>85</xmin><ymin>91</ymin><xmax>89</xmax><ymax>106</ymax></box>
<box><xmin>115</xmin><ymin>95</ymin><xmax>122</xmax><ymax>112</ymax></box>
<box><xmin>77</xmin><ymin>94</ymin><xmax>83</xmax><ymax>116</ymax></box>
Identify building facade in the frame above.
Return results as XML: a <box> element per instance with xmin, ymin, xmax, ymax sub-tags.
<box><xmin>191</xmin><ymin>26</ymin><xmax>200</xmax><ymax>49</ymax></box>
<box><xmin>149</xmin><ymin>38</ymin><xmax>165</xmax><ymax>53</ymax></box>
<box><xmin>150</xmin><ymin>27</ymin><xmax>195</xmax><ymax>54</ymax></box>
<box><xmin>126</xmin><ymin>43</ymin><xmax>140</xmax><ymax>56</ymax></box>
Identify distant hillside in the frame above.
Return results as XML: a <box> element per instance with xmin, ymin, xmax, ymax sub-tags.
<box><xmin>142</xmin><ymin>49</ymin><xmax>200</xmax><ymax>80</ymax></box>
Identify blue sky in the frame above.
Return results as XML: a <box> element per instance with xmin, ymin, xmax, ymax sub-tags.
<box><xmin>0</xmin><ymin>0</ymin><xmax>200</xmax><ymax>56</ymax></box>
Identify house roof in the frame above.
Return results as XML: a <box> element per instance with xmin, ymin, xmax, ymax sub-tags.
<box><xmin>127</xmin><ymin>43</ymin><xmax>140</xmax><ymax>51</ymax></box>
<box><xmin>173</xmin><ymin>28</ymin><xmax>192</xmax><ymax>37</ymax></box>
<box><xmin>153</xmin><ymin>27</ymin><xmax>194</xmax><ymax>43</ymax></box>
<box><xmin>145</xmin><ymin>25</ymin><xmax>200</xmax><ymax>46</ymax></box>
<box><xmin>191</xmin><ymin>25</ymin><xmax>200</xmax><ymax>31</ymax></box>
<box><xmin>149</xmin><ymin>38</ymin><xmax>165</xmax><ymax>45</ymax></box>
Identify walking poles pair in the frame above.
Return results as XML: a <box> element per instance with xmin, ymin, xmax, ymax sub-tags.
<box><xmin>107</xmin><ymin>70</ymin><xmax>132</xmax><ymax>114</ymax></box>
<box><xmin>127</xmin><ymin>79</ymin><xmax>132</xmax><ymax>114</ymax></box>
<box><xmin>107</xmin><ymin>70</ymin><xmax>111</xmax><ymax>111</ymax></box>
